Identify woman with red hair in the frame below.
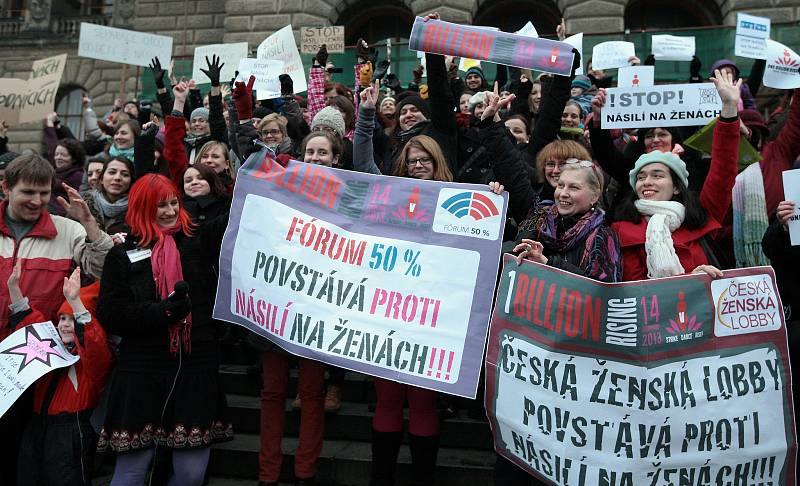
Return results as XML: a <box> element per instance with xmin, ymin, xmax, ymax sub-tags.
<box><xmin>97</xmin><ymin>173</ymin><xmax>232</xmax><ymax>485</ymax></box>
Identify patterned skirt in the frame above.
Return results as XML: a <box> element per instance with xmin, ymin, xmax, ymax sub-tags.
<box><xmin>97</xmin><ymin>361</ymin><xmax>233</xmax><ymax>454</ymax></box>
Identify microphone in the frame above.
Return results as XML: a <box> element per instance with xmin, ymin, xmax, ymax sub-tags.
<box><xmin>167</xmin><ymin>281</ymin><xmax>189</xmax><ymax>301</ymax></box>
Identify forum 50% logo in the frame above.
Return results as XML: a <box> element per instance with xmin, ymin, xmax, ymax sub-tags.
<box><xmin>368</xmin><ymin>244</ymin><xmax>423</xmax><ymax>277</ymax></box>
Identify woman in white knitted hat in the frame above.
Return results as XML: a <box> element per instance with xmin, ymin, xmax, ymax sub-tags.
<box><xmin>611</xmin><ymin>69</ymin><xmax>742</xmax><ymax>281</ymax></box>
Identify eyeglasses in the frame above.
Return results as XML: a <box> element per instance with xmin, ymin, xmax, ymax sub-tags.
<box><xmin>260</xmin><ymin>129</ymin><xmax>282</xmax><ymax>137</ymax></box>
<box><xmin>406</xmin><ymin>156</ymin><xmax>433</xmax><ymax>167</ymax></box>
<box><xmin>312</xmin><ymin>125</ymin><xmax>337</xmax><ymax>134</ymax></box>
<box><xmin>544</xmin><ymin>160</ymin><xmax>567</xmax><ymax>170</ymax></box>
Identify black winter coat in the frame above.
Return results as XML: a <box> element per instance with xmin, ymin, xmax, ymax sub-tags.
<box><xmin>762</xmin><ymin>218</ymin><xmax>799</xmax><ymax>324</ymax></box>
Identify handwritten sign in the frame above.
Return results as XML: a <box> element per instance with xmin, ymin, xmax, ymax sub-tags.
<box><xmin>601</xmin><ymin>83</ymin><xmax>722</xmax><ymax>129</ymax></box>
<box><xmin>735</xmin><ymin>13</ymin><xmax>770</xmax><ymax>59</ymax></box>
<box><xmin>782</xmin><ymin>168</ymin><xmax>800</xmax><ymax>245</ymax></box>
<box><xmin>408</xmin><ymin>17</ymin><xmax>575</xmax><ymax>76</ymax></box>
<box><xmin>237</xmin><ymin>59</ymin><xmax>284</xmax><ymax>100</ymax></box>
<box><xmin>0</xmin><ymin>322</ymin><xmax>79</xmax><ymax>418</ymax></box>
<box><xmin>0</xmin><ymin>54</ymin><xmax>67</xmax><ymax>124</ymax></box>
<box><xmin>486</xmin><ymin>258</ymin><xmax>796</xmax><ymax>485</ymax></box>
<box><xmin>652</xmin><ymin>34</ymin><xmax>695</xmax><ymax>61</ymax></box>
<box><xmin>763</xmin><ymin>39</ymin><xmax>800</xmax><ymax>90</ymax></box>
<box><xmin>590</xmin><ymin>41</ymin><xmax>636</xmax><ymax>70</ymax></box>
<box><xmin>192</xmin><ymin>43</ymin><xmax>249</xmax><ymax>84</ymax></box>
<box><xmin>257</xmin><ymin>25</ymin><xmax>307</xmax><ymax>95</ymax></box>
<box><xmin>213</xmin><ymin>150</ymin><xmax>507</xmax><ymax>398</ymax></box>
<box><xmin>78</xmin><ymin>22</ymin><xmax>172</xmax><ymax>67</ymax></box>
<box><xmin>617</xmin><ymin>65</ymin><xmax>654</xmax><ymax>88</ymax></box>
<box><xmin>300</xmin><ymin>26</ymin><xmax>344</xmax><ymax>54</ymax></box>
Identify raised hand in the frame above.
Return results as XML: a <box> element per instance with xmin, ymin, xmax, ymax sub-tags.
<box><xmin>359</xmin><ymin>80</ymin><xmax>381</xmax><ymax>109</ymax></box>
<box><xmin>150</xmin><ymin>57</ymin><xmax>166</xmax><ymax>88</ymax></box>
<box><xmin>712</xmin><ymin>68</ymin><xmax>742</xmax><ymax>118</ymax></box>
<box><xmin>173</xmin><ymin>81</ymin><xmax>189</xmax><ymax>103</ymax></box>
<box><xmin>423</xmin><ymin>12</ymin><xmax>440</xmax><ymax>21</ymax></box>
<box><xmin>557</xmin><ymin>18</ymin><xmax>566</xmax><ymax>41</ymax></box>
<box><xmin>63</xmin><ymin>267</ymin><xmax>81</xmax><ymax>303</ymax></box>
<box><xmin>315</xmin><ymin>44</ymin><xmax>329</xmax><ymax>67</ymax></box>
<box><xmin>233</xmin><ymin>75</ymin><xmax>256</xmax><ymax>120</ymax></box>
<box><xmin>7</xmin><ymin>259</ymin><xmax>22</xmax><ymax>301</ymax></box>
<box><xmin>200</xmin><ymin>54</ymin><xmax>225</xmax><ymax>87</ymax></box>
<box><xmin>591</xmin><ymin>88</ymin><xmax>607</xmax><ymax>117</ymax></box>
<box><xmin>372</xmin><ymin>59</ymin><xmax>390</xmax><ymax>81</ymax></box>
<box><xmin>58</xmin><ymin>184</ymin><xmax>94</xmax><ymax>224</ymax></box>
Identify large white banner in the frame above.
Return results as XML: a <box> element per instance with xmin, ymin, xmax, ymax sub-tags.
<box><xmin>600</xmin><ymin>83</ymin><xmax>722</xmax><ymax>129</ymax></box>
<box><xmin>78</xmin><ymin>22</ymin><xmax>173</xmax><ymax>67</ymax></box>
<box><xmin>257</xmin><ymin>25</ymin><xmax>308</xmax><ymax>96</ymax></box>
<box><xmin>0</xmin><ymin>322</ymin><xmax>79</xmax><ymax>418</ymax></box>
<box><xmin>192</xmin><ymin>43</ymin><xmax>249</xmax><ymax>84</ymax></box>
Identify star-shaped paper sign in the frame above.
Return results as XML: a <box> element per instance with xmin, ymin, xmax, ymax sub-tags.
<box><xmin>3</xmin><ymin>326</ymin><xmax>64</xmax><ymax>373</ymax></box>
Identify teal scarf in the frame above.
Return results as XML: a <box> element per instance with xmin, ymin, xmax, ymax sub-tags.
<box><xmin>109</xmin><ymin>145</ymin><xmax>135</xmax><ymax>161</ymax></box>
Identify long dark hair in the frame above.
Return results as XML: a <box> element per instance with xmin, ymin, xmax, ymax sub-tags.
<box><xmin>181</xmin><ymin>164</ymin><xmax>227</xmax><ymax>197</ymax></box>
<box><xmin>612</xmin><ymin>168</ymin><xmax>708</xmax><ymax>230</ymax></box>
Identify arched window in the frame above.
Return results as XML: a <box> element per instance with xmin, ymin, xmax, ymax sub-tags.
<box><xmin>55</xmin><ymin>85</ymin><xmax>86</xmax><ymax>140</ymax></box>
<box><xmin>625</xmin><ymin>0</ymin><xmax>721</xmax><ymax>30</ymax></box>
<box><xmin>335</xmin><ymin>1</ymin><xmax>414</xmax><ymax>46</ymax></box>
<box><xmin>473</xmin><ymin>0</ymin><xmax>561</xmax><ymax>37</ymax></box>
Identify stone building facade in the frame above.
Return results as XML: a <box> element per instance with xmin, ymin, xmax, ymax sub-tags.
<box><xmin>0</xmin><ymin>0</ymin><xmax>797</xmax><ymax>152</ymax></box>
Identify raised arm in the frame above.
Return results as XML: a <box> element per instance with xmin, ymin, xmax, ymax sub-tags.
<box><xmin>353</xmin><ymin>81</ymin><xmax>382</xmax><ymax>175</ymax></box>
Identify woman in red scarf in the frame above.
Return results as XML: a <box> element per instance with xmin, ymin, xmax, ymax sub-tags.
<box><xmin>97</xmin><ymin>173</ymin><xmax>232</xmax><ymax>485</ymax></box>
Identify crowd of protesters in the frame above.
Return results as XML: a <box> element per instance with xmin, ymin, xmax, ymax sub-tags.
<box><xmin>0</xmin><ymin>10</ymin><xmax>798</xmax><ymax>486</ymax></box>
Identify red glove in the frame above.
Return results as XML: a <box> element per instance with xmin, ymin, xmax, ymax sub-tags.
<box><xmin>233</xmin><ymin>75</ymin><xmax>256</xmax><ymax>120</ymax></box>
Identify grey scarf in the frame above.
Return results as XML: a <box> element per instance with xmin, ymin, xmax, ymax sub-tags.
<box><xmin>93</xmin><ymin>190</ymin><xmax>129</xmax><ymax>220</ymax></box>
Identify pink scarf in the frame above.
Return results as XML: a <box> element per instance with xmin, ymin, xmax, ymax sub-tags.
<box><xmin>151</xmin><ymin>224</ymin><xmax>192</xmax><ymax>354</ymax></box>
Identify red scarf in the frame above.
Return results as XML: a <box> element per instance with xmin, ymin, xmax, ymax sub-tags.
<box><xmin>151</xmin><ymin>224</ymin><xmax>192</xmax><ymax>354</ymax></box>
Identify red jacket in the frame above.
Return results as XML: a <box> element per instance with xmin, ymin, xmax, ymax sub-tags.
<box><xmin>613</xmin><ymin>119</ymin><xmax>740</xmax><ymax>281</ymax></box>
<box><xmin>16</xmin><ymin>303</ymin><xmax>112</xmax><ymax>415</ymax></box>
<box><xmin>761</xmin><ymin>88</ymin><xmax>800</xmax><ymax>217</ymax></box>
<box><xmin>164</xmin><ymin>114</ymin><xmax>190</xmax><ymax>189</ymax></box>
<box><xmin>0</xmin><ymin>202</ymin><xmax>112</xmax><ymax>340</ymax></box>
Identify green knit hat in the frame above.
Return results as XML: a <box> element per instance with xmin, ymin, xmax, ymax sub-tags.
<box><xmin>629</xmin><ymin>151</ymin><xmax>689</xmax><ymax>191</ymax></box>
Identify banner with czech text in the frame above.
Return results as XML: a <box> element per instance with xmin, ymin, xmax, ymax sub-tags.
<box><xmin>486</xmin><ymin>255</ymin><xmax>796</xmax><ymax>485</ymax></box>
<box><xmin>408</xmin><ymin>18</ymin><xmax>575</xmax><ymax>76</ymax></box>
<box><xmin>213</xmin><ymin>150</ymin><xmax>507</xmax><ymax>398</ymax></box>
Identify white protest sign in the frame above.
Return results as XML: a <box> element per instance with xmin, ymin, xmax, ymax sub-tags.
<box><xmin>782</xmin><ymin>168</ymin><xmax>800</xmax><ymax>245</ymax></box>
<box><xmin>300</xmin><ymin>26</ymin><xmax>345</xmax><ymax>54</ymax></box>
<box><xmin>601</xmin><ymin>83</ymin><xmax>722</xmax><ymax>129</ymax></box>
<box><xmin>238</xmin><ymin>59</ymin><xmax>284</xmax><ymax>100</ymax></box>
<box><xmin>735</xmin><ymin>13</ymin><xmax>770</xmax><ymax>59</ymax></box>
<box><xmin>0</xmin><ymin>322</ymin><xmax>79</xmax><ymax>418</ymax></box>
<box><xmin>257</xmin><ymin>25</ymin><xmax>308</xmax><ymax>95</ymax></box>
<box><xmin>590</xmin><ymin>41</ymin><xmax>636</xmax><ymax>70</ymax></box>
<box><xmin>564</xmin><ymin>32</ymin><xmax>584</xmax><ymax>75</ymax></box>
<box><xmin>78</xmin><ymin>22</ymin><xmax>172</xmax><ymax>67</ymax></box>
<box><xmin>617</xmin><ymin>65</ymin><xmax>654</xmax><ymax>88</ymax></box>
<box><xmin>192</xmin><ymin>43</ymin><xmax>249</xmax><ymax>84</ymax></box>
<box><xmin>516</xmin><ymin>21</ymin><xmax>538</xmax><ymax>38</ymax></box>
<box><xmin>458</xmin><ymin>57</ymin><xmax>481</xmax><ymax>72</ymax></box>
<box><xmin>652</xmin><ymin>34</ymin><xmax>695</xmax><ymax>61</ymax></box>
<box><xmin>763</xmin><ymin>39</ymin><xmax>800</xmax><ymax>89</ymax></box>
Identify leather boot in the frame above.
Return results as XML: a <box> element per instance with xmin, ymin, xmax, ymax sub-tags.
<box><xmin>409</xmin><ymin>433</ymin><xmax>440</xmax><ymax>486</ymax></box>
<box><xmin>369</xmin><ymin>429</ymin><xmax>403</xmax><ymax>486</ymax></box>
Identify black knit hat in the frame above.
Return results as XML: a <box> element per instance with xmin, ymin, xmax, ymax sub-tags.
<box><xmin>0</xmin><ymin>151</ymin><xmax>19</xmax><ymax>170</ymax></box>
<box><xmin>396</xmin><ymin>94</ymin><xmax>431</xmax><ymax>119</ymax></box>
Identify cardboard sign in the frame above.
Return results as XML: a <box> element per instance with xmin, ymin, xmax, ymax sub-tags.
<box><xmin>300</xmin><ymin>26</ymin><xmax>345</xmax><ymax>54</ymax></box>
<box><xmin>735</xmin><ymin>13</ymin><xmax>770</xmax><ymax>60</ymax></box>
<box><xmin>408</xmin><ymin>17</ymin><xmax>575</xmax><ymax>76</ymax></box>
<box><xmin>601</xmin><ymin>83</ymin><xmax>722</xmax><ymax>129</ymax></box>
<box><xmin>0</xmin><ymin>322</ymin><xmax>79</xmax><ymax>418</ymax></box>
<box><xmin>617</xmin><ymin>65</ymin><xmax>654</xmax><ymax>88</ymax></box>
<box><xmin>257</xmin><ymin>25</ymin><xmax>308</xmax><ymax>96</ymax></box>
<box><xmin>78</xmin><ymin>22</ymin><xmax>172</xmax><ymax>67</ymax></box>
<box><xmin>192</xmin><ymin>43</ymin><xmax>249</xmax><ymax>84</ymax></box>
<box><xmin>213</xmin><ymin>150</ymin><xmax>507</xmax><ymax>398</ymax></box>
<box><xmin>652</xmin><ymin>34</ymin><xmax>695</xmax><ymax>61</ymax></box>
<box><xmin>590</xmin><ymin>41</ymin><xmax>636</xmax><ymax>70</ymax></box>
<box><xmin>0</xmin><ymin>54</ymin><xmax>67</xmax><ymax>124</ymax></box>
<box><xmin>782</xmin><ymin>168</ymin><xmax>800</xmax><ymax>245</ymax></box>
<box><xmin>486</xmin><ymin>258</ymin><xmax>796</xmax><ymax>485</ymax></box>
<box><xmin>237</xmin><ymin>59</ymin><xmax>284</xmax><ymax>100</ymax></box>
<box><xmin>763</xmin><ymin>39</ymin><xmax>800</xmax><ymax>89</ymax></box>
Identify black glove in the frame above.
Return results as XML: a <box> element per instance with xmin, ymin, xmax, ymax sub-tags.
<box><xmin>315</xmin><ymin>44</ymin><xmax>329</xmax><ymax>67</ymax></box>
<box><xmin>158</xmin><ymin>292</ymin><xmax>192</xmax><ymax>322</ymax></box>
<box><xmin>689</xmin><ymin>55</ymin><xmax>703</xmax><ymax>82</ymax></box>
<box><xmin>383</xmin><ymin>73</ymin><xmax>401</xmax><ymax>92</ymax></box>
<box><xmin>142</xmin><ymin>122</ymin><xmax>159</xmax><ymax>138</ymax></box>
<box><xmin>279</xmin><ymin>74</ymin><xmax>294</xmax><ymax>96</ymax></box>
<box><xmin>150</xmin><ymin>57</ymin><xmax>166</xmax><ymax>90</ymax></box>
<box><xmin>644</xmin><ymin>54</ymin><xmax>656</xmax><ymax>66</ymax></box>
<box><xmin>570</xmin><ymin>48</ymin><xmax>581</xmax><ymax>77</ymax></box>
<box><xmin>200</xmin><ymin>54</ymin><xmax>225</xmax><ymax>87</ymax></box>
<box><xmin>373</xmin><ymin>59</ymin><xmax>390</xmax><ymax>81</ymax></box>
